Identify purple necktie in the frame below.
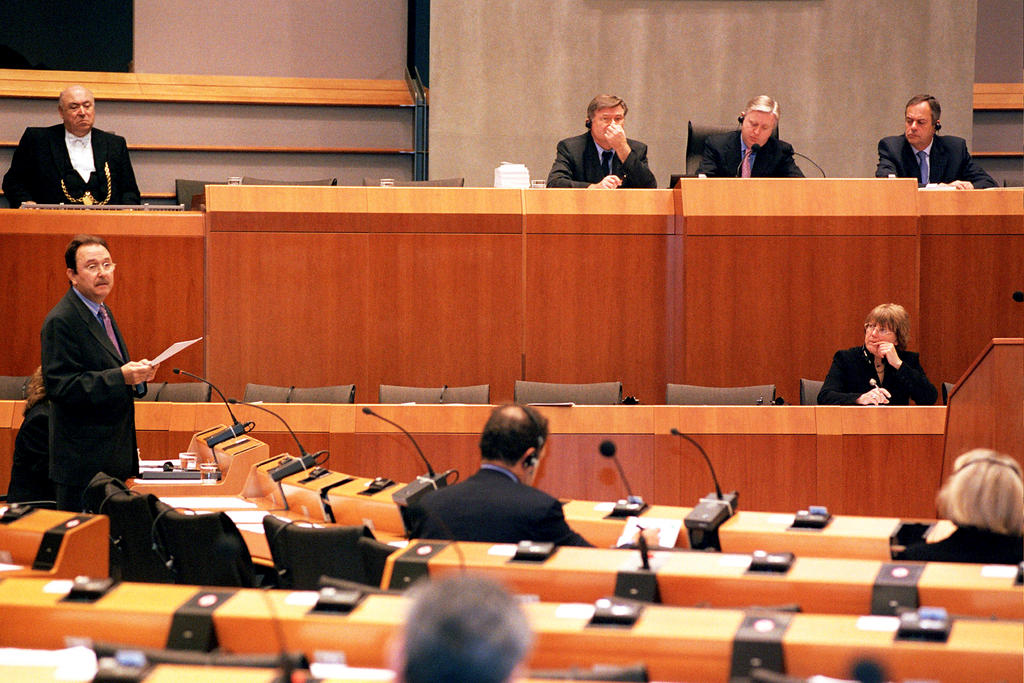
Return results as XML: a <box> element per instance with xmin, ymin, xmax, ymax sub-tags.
<box><xmin>741</xmin><ymin>149</ymin><xmax>753</xmax><ymax>178</ymax></box>
<box><xmin>97</xmin><ymin>306</ymin><xmax>122</xmax><ymax>358</ymax></box>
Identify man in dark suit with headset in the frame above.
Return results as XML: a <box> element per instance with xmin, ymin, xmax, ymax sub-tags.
<box><xmin>546</xmin><ymin>94</ymin><xmax>657</xmax><ymax>189</ymax></box>
<box><xmin>3</xmin><ymin>85</ymin><xmax>141</xmax><ymax>208</ymax></box>
<box><xmin>41</xmin><ymin>234</ymin><xmax>159</xmax><ymax>510</ymax></box>
<box><xmin>697</xmin><ymin>95</ymin><xmax>804</xmax><ymax>178</ymax></box>
<box><xmin>409</xmin><ymin>404</ymin><xmax>592</xmax><ymax>546</ymax></box>
<box><xmin>875</xmin><ymin>94</ymin><xmax>995</xmax><ymax>189</ymax></box>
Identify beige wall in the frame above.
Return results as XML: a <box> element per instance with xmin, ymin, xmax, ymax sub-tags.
<box><xmin>429</xmin><ymin>0</ymin><xmax>978</xmax><ymax>187</ymax></box>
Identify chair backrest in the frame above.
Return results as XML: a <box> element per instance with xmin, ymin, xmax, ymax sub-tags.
<box><xmin>289</xmin><ymin>384</ymin><xmax>356</xmax><ymax>404</ymax></box>
<box><xmin>685</xmin><ymin>120</ymin><xmax>781</xmax><ymax>176</ymax></box>
<box><xmin>157</xmin><ymin>381</ymin><xmax>211</xmax><ymax>402</ymax></box>
<box><xmin>174</xmin><ymin>179</ymin><xmax>217</xmax><ymax>209</ymax></box>
<box><xmin>263</xmin><ymin>516</ymin><xmax>394</xmax><ymax>590</ymax></box>
<box><xmin>241</xmin><ymin>176</ymin><xmax>337</xmax><ymax>186</ymax></box>
<box><xmin>666</xmin><ymin>383</ymin><xmax>776</xmax><ymax>405</ymax></box>
<box><xmin>0</xmin><ymin>375</ymin><xmax>30</xmax><ymax>400</ymax></box>
<box><xmin>800</xmin><ymin>379</ymin><xmax>824</xmax><ymax>406</ymax></box>
<box><xmin>941</xmin><ymin>381</ymin><xmax>956</xmax><ymax>405</ymax></box>
<box><xmin>135</xmin><ymin>381</ymin><xmax>165</xmax><ymax>401</ymax></box>
<box><xmin>243</xmin><ymin>383</ymin><xmax>293</xmax><ymax>403</ymax></box>
<box><xmin>153</xmin><ymin>508</ymin><xmax>258</xmax><ymax>587</ymax></box>
<box><xmin>82</xmin><ymin>472</ymin><xmax>175</xmax><ymax>583</ymax></box>
<box><xmin>514</xmin><ymin>381</ymin><xmax>622</xmax><ymax>405</ymax></box>
<box><xmin>362</xmin><ymin>177</ymin><xmax>465</xmax><ymax>187</ymax></box>
<box><xmin>378</xmin><ymin>383</ymin><xmax>490</xmax><ymax>404</ymax></box>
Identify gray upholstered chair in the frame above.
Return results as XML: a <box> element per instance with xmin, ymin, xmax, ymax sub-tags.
<box><xmin>513</xmin><ymin>380</ymin><xmax>622</xmax><ymax>405</ymax></box>
<box><xmin>800</xmin><ymin>379</ymin><xmax>824</xmax><ymax>406</ymax></box>
<box><xmin>157</xmin><ymin>382</ymin><xmax>212</xmax><ymax>402</ymax></box>
<box><xmin>243</xmin><ymin>383</ymin><xmax>294</xmax><ymax>403</ymax></box>
<box><xmin>289</xmin><ymin>384</ymin><xmax>356</xmax><ymax>404</ymax></box>
<box><xmin>941</xmin><ymin>381</ymin><xmax>956</xmax><ymax>405</ymax></box>
<box><xmin>174</xmin><ymin>179</ymin><xmax>218</xmax><ymax>209</ymax></box>
<box><xmin>378</xmin><ymin>384</ymin><xmax>490</xmax><ymax>404</ymax></box>
<box><xmin>362</xmin><ymin>177</ymin><xmax>465</xmax><ymax>187</ymax></box>
<box><xmin>666</xmin><ymin>383</ymin><xmax>776</xmax><ymax>405</ymax></box>
<box><xmin>0</xmin><ymin>375</ymin><xmax>30</xmax><ymax>400</ymax></box>
<box><xmin>241</xmin><ymin>176</ymin><xmax>337</xmax><ymax>186</ymax></box>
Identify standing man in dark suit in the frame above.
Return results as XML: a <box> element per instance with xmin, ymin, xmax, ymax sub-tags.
<box><xmin>697</xmin><ymin>95</ymin><xmax>804</xmax><ymax>178</ymax></box>
<box><xmin>546</xmin><ymin>94</ymin><xmax>657</xmax><ymax>189</ymax></box>
<box><xmin>409</xmin><ymin>404</ymin><xmax>592</xmax><ymax>546</ymax></box>
<box><xmin>875</xmin><ymin>94</ymin><xmax>995</xmax><ymax>189</ymax></box>
<box><xmin>41</xmin><ymin>235</ymin><xmax>159</xmax><ymax>511</ymax></box>
<box><xmin>2</xmin><ymin>85</ymin><xmax>141</xmax><ymax>208</ymax></box>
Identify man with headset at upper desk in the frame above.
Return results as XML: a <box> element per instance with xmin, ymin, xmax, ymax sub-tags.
<box><xmin>697</xmin><ymin>94</ymin><xmax>805</xmax><ymax>178</ymax></box>
<box><xmin>407</xmin><ymin>404</ymin><xmax>593</xmax><ymax>547</ymax></box>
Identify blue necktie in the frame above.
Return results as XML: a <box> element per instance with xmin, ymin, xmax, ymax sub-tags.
<box><xmin>601</xmin><ymin>150</ymin><xmax>613</xmax><ymax>177</ymax></box>
<box><xmin>916</xmin><ymin>150</ymin><xmax>929</xmax><ymax>187</ymax></box>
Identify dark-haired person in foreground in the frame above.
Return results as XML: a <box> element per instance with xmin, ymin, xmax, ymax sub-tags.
<box><xmin>391</xmin><ymin>574</ymin><xmax>533</xmax><ymax>683</ymax></box>
<box><xmin>2</xmin><ymin>85</ymin><xmax>141</xmax><ymax>207</ymax></box>
<box><xmin>817</xmin><ymin>303</ymin><xmax>937</xmax><ymax>406</ymax></box>
<box><xmin>875</xmin><ymin>94</ymin><xmax>996</xmax><ymax>189</ymax></box>
<box><xmin>546</xmin><ymin>94</ymin><xmax>657</xmax><ymax>189</ymax></box>
<box><xmin>899</xmin><ymin>449</ymin><xmax>1022</xmax><ymax>565</ymax></box>
<box><xmin>42</xmin><ymin>234</ymin><xmax>159</xmax><ymax>511</ymax></box>
<box><xmin>408</xmin><ymin>404</ymin><xmax>592</xmax><ymax>546</ymax></box>
<box><xmin>7</xmin><ymin>367</ymin><xmax>55</xmax><ymax>503</ymax></box>
<box><xmin>697</xmin><ymin>95</ymin><xmax>804</xmax><ymax>178</ymax></box>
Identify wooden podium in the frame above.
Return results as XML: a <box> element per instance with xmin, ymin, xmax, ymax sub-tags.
<box><xmin>942</xmin><ymin>338</ymin><xmax>1024</xmax><ymax>479</ymax></box>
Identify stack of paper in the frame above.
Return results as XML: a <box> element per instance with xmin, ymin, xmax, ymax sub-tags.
<box><xmin>494</xmin><ymin>162</ymin><xmax>530</xmax><ymax>188</ymax></box>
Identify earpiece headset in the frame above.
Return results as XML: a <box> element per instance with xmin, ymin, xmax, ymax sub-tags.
<box><xmin>585</xmin><ymin>118</ymin><xmax>592</xmax><ymax>129</ymax></box>
<box><xmin>954</xmin><ymin>457</ymin><xmax>1021</xmax><ymax>480</ymax></box>
<box><xmin>520</xmin><ymin>405</ymin><xmax>545</xmax><ymax>468</ymax></box>
<box><xmin>935</xmin><ymin>121</ymin><xmax>941</xmax><ymax>131</ymax></box>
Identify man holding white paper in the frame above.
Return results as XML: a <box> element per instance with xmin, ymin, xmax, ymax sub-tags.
<box><xmin>41</xmin><ymin>234</ymin><xmax>160</xmax><ymax>510</ymax></box>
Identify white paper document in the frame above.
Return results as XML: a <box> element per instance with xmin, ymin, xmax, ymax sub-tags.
<box><xmin>149</xmin><ymin>336</ymin><xmax>202</xmax><ymax>365</ymax></box>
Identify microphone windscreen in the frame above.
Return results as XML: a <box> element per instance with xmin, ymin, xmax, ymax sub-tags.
<box><xmin>172</xmin><ymin>368</ymin><xmax>181</xmax><ymax>374</ymax></box>
<box><xmin>751</xmin><ymin>143</ymin><xmax>762</xmax><ymax>153</ymax></box>
<box><xmin>599</xmin><ymin>440</ymin><xmax>616</xmax><ymax>458</ymax></box>
<box><xmin>1013</xmin><ymin>291</ymin><xmax>1024</xmax><ymax>303</ymax></box>
<box><xmin>361</xmin><ymin>406</ymin><xmax>373</xmax><ymax>414</ymax></box>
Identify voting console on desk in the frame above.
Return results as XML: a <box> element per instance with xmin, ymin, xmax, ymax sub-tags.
<box><xmin>0</xmin><ymin>507</ymin><xmax>109</xmax><ymax>579</ymax></box>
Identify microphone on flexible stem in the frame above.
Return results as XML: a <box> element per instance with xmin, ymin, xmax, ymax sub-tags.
<box><xmin>438</xmin><ymin>384</ymin><xmax>449</xmax><ymax>404</ymax></box>
<box><xmin>173</xmin><ymin>368</ymin><xmax>253</xmax><ymax>447</ymax></box>
<box><xmin>792</xmin><ymin>151</ymin><xmax>826</xmax><ymax>177</ymax></box>
<box><xmin>228</xmin><ymin>399</ymin><xmax>320</xmax><ymax>481</ymax></box>
<box><xmin>736</xmin><ymin>143</ymin><xmax>761</xmax><ymax>176</ymax></box>
<box><xmin>361</xmin><ymin>407</ymin><xmax>455</xmax><ymax>537</ymax></box>
<box><xmin>599</xmin><ymin>440</ymin><xmax>648</xmax><ymax>517</ymax></box>
<box><xmin>1013</xmin><ymin>291</ymin><xmax>1024</xmax><ymax>303</ymax></box>
<box><xmin>670</xmin><ymin>428</ymin><xmax>738</xmax><ymax>551</ymax></box>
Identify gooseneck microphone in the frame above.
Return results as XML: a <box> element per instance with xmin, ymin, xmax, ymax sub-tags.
<box><xmin>736</xmin><ymin>143</ymin><xmax>761</xmax><ymax>177</ymax></box>
<box><xmin>670</xmin><ymin>428</ymin><xmax>738</xmax><ymax>551</ymax></box>
<box><xmin>792</xmin><ymin>151</ymin><xmax>826</xmax><ymax>178</ymax></box>
<box><xmin>228</xmin><ymin>399</ymin><xmax>322</xmax><ymax>481</ymax></box>
<box><xmin>361</xmin><ymin>407</ymin><xmax>456</xmax><ymax>536</ymax></box>
<box><xmin>173</xmin><ymin>368</ymin><xmax>253</xmax><ymax>447</ymax></box>
<box><xmin>599</xmin><ymin>440</ymin><xmax>648</xmax><ymax>517</ymax></box>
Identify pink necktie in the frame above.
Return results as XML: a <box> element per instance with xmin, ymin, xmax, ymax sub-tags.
<box><xmin>741</xmin><ymin>150</ymin><xmax>753</xmax><ymax>178</ymax></box>
<box><xmin>98</xmin><ymin>306</ymin><xmax>122</xmax><ymax>358</ymax></box>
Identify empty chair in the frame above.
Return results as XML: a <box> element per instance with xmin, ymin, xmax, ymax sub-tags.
<box><xmin>243</xmin><ymin>383</ymin><xmax>293</xmax><ymax>403</ymax></box>
<box><xmin>241</xmin><ymin>176</ymin><xmax>337</xmax><ymax>186</ymax></box>
<box><xmin>156</xmin><ymin>381</ymin><xmax>211</xmax><ymax>402</ymax></box>
<box><xmin>174</xmin><ymin>179</ymin><xmax>218</xmax><ymax>210</ymax></box>
<box><xmin>514</xmin><ymin>380</ymin><xmax>623</xmax><ymax>405</ymax></box>
<box><xmin>362</xmin><ymin>177</ymin><xmax>465</xmax><ymax>187</ymax></box>
<box><xmin>378</xmin><ymin>383</ymin><xmax>490</xmax><ymax>404</ymax></box>
<box><xmin>263</xmin><ymin>516</ymin><xmax>396</xmax><ymax>590</ymax></box>
<box><xmin>82</xmin><ymin>473</ymin><xmax>174</xmax><ymax>583</ymax></box>
<box><xmin>941</xmin><ymin>381</ymin><xmax>956</xmax><ymax>405</ymax></box>
<box><xmin>152</xmin><ymin>507</ymin><xmax>259</xmax><ymax>587</ymax></box>
<box><xmin>289</xmin><ymin>384</ymin><xmax>356</xmax><ymax>404</ymax></box>
<box><xmin>666</xmin><ymin>383</ymin><xmax>776</xmax><ymax>405</ymax></box>
<box><xmin>0</xmin><ymin>375</ymin><xmax>30</xmax><ymax>400</ymax></box>
<box><xmin>800</xmin><ymin>379</ymin><xmax>824</xmax><ymax>406</ymax></box>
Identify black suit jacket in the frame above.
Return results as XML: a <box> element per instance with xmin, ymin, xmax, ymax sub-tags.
<box><xmin>899</xmin><ymin>526</ymin><xmax>1022</xmax><ymax>565</ymax></box>
<box><xmin>697</xmin><ymin>131</ymin><xmax>804</xmax><ymax>178</ymax></box>
<box><xmin>817</xmin><ymin>346</ymin><xmax>937</xmax><ymax>406</ymax></box>
<box><xmin>408</xmin><ymin>467</ymin><xmax>592</xmax><ymax>546</ymax></box>
<box><xmin>875</xmin><ymin>134</ymin><xmax>996</xmax><ymax>188</ymax></box>
<box><xmin>8</xmin><ymin>401</ymin><xmax>55</xmax><ymax>503</ymax></box>
<box><xmin>546</xmin><ymin>131</ymin><xmax>657</xmax><ymax>188</ymax></box>
<box><xmin>41</xmin><ymin>288</ymin><xmax>145</xmax><ymax>487</ymax></box>
<box><xmin>2</xmin><ymin>124</ymin><xmax>141</xmax><ymax>208</ymax></box>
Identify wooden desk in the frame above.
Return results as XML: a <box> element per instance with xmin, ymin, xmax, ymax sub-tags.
<box><xmin>0</xmin><ymin>508</ymin><xmax>108</xmax><ymax>578</ymax></box>
<box><xmin>382</xmin><ymin>541</ymin><xmax>1023</xmax><ymax>619</ymax></box>
<box><xmin>0</xmin><ymin>577</ymin><xmax>1019</xmax><ymax>683</ymax></box>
